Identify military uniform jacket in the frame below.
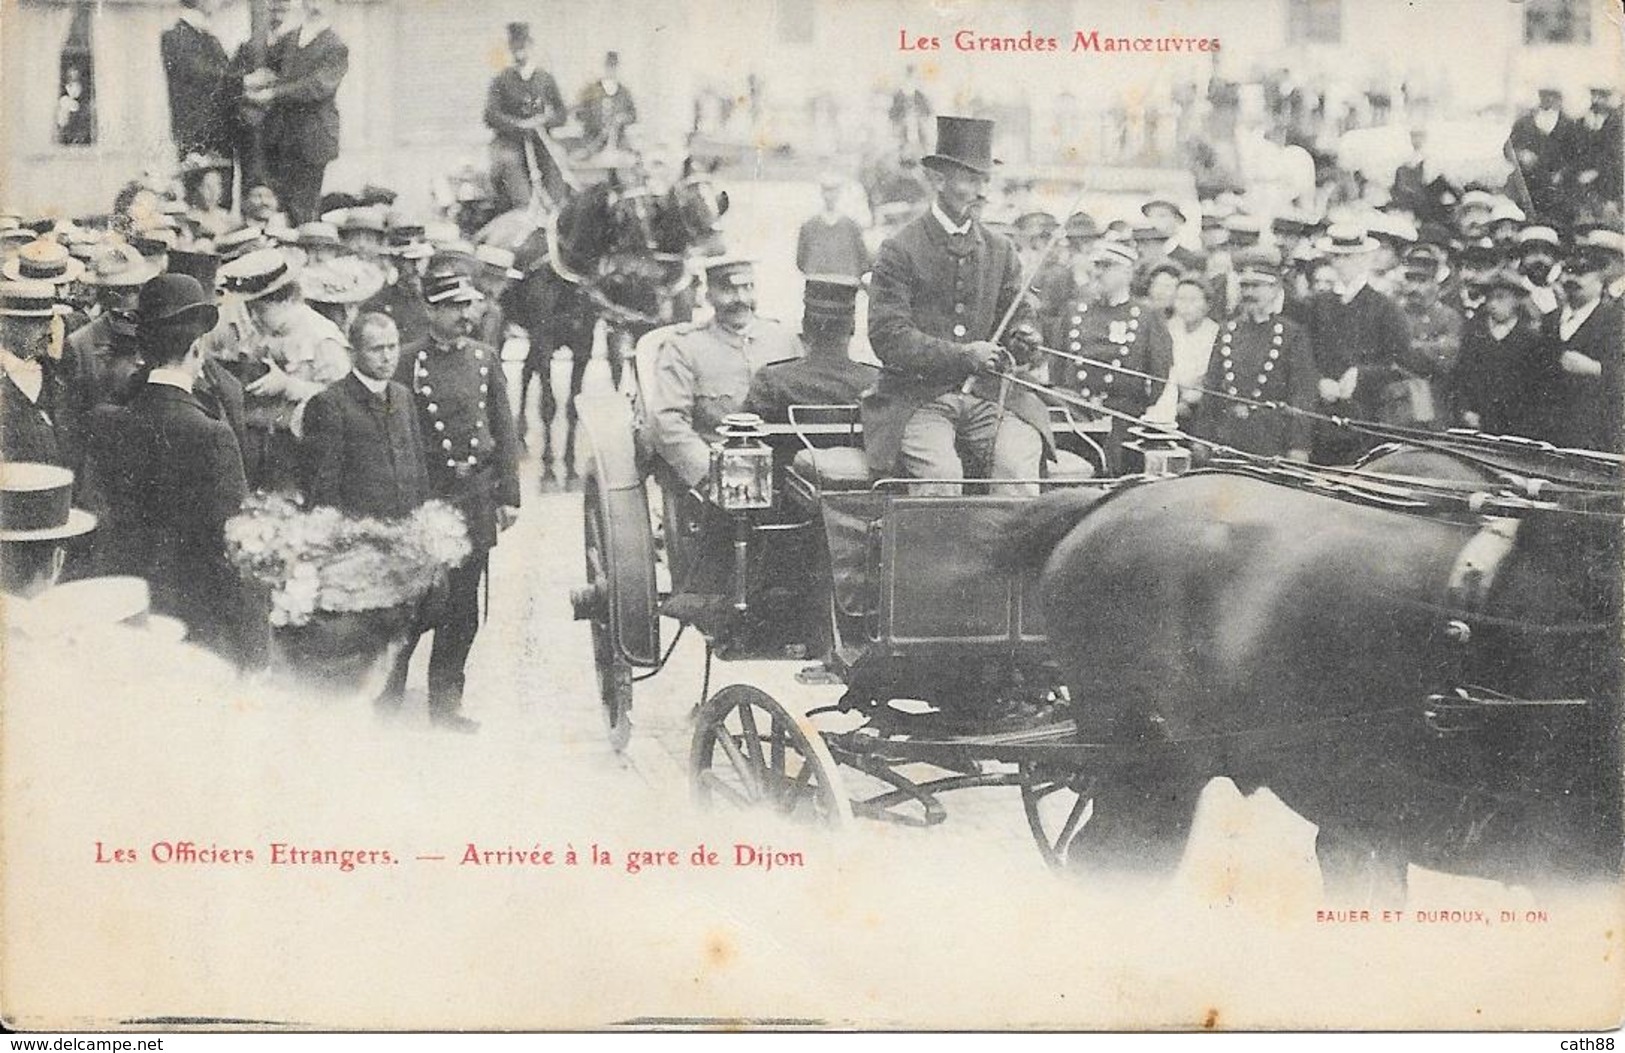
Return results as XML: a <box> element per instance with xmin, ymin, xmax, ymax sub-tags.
<box><xmin>1397</xmin><ymin>300</ymin><xmax>1464</xmax><ymax>422</ymax></box>
<box><xmin>396</xmin><ymin>335</ymin><xmax>520</xmax><ymax>552</ymax></box>
<box><xmin>864</xmin><ymin>210</ymin><xmax>1049</xmax><ymax>474</ymax></box>
<box><xmin>647</xmin><ymin>316</ymin><xmax>801</xmax><ymax>487</ymax></box>
<box><xmin>1192</xmin><ymin>311</ymin><xmax>1316</xmax><ymax>457</ymax></box>
<box><xmin>743</xmin><ymin>351</ymin><xmax>880</xmax><ymax>423</ymax></box>
<box><xmin>1054</xmin><ymin>295</ymin><xmax>1174</xmax><ymax>420</ymax></box>
<box><xmin>300</xmin><ymin>373</ymin><xmax>430</xmax><ymax>520</ymax></box>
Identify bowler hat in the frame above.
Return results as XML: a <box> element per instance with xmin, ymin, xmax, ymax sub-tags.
<box><xmin>922</xmin><ymin>116</ymin><xmax>999</xmax><ymax>177</ymax></box>
<box><xmin>1064</xmin><ymin>211</ymin><xmax>1100</xmax><ymax>242</ymax></box>
<box><xmin>136</xmin><ymin>273</ymin><xmax>219</xmax><ymax>331</ymax></box>
<box><xmin>0</xmin><ymin>463</ymin><xmax>96</xmax><ymax>542</ymax></box>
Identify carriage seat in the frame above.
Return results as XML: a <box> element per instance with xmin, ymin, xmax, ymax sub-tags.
<box><xmin>790</xmin><ymin>446</ymin><xmax>873</xmax><ymax>492</ymax></box>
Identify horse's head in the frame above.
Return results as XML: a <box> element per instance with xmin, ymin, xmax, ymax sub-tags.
<box><xmin>609</xmin><ymin>185</ymin><xmax>662</xmax><ymax>254</ymax></box>
<box><xmin>666</xmin><ymin>176</ymin><xmax>730</xmax><ymax>245</ymax></box>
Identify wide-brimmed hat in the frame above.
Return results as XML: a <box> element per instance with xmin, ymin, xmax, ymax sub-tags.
<box><xmin>1516</xmin><ymin>225</ymin><xmax>1563</xmax><ymax>253</ymax></box>
<box><xmin>921</xmin><ymin>116</ymin><xmax>999</xmax><ymax>176</ymax></box>
<box><xmin>295</xmin><ymin>221</ymin><xmax>344</xmax><ymax>249</ymax></box>
<box><xmin>82</xmin><ymin>242</ymin><xmax>158</xmax><ymax>288</ymax></box>
<box><xmin>0</xmin><ymin>279</ymin><xmax>70</xmax><ymax>318</ymax></box>
<box><xmin>1314</xmin><ymin>223</ymin><xmax>1380</xmax><ymax>255</ymax></box>
<box><xmin>218</xmin><ymin>247</ymin><xmax>301</xmax><ymax>301</ymax></box>
<box><xmin>0</xmin><ymin>463</ymin><xmax>96</xmax><ymax>542</ymax></box>
<box><xmin>136</xmin><ymin>273</ymin><xmax>220</xmax><ymax>331</ymax></box>
<box><xmin>474</xmin><ymin>244</ymin><xmax>523</xmax><ymax>280</ymax></box>
<box><xmin>300</xmin><ymin>257</ymin><xmax>387</xmax><ymax>305</ymax></box>
<box><xmin>1458</xmin><ymin>189</ymin><xmax>1499</xmax><ymax>213</ymax></box>
<box><xmin>2</xmin><ymin>238</ymin><xmax>86</xmax><ymax>285</ymax></box>
<box><xmin>339</xmin><ymin>207</ymin><xmax>389</xmax><ymax>236</ymax></box>
<box><xmin>1141</xmin><ymin>198</ymin><xmax>1187</xmax><ymax>224</ymax></box>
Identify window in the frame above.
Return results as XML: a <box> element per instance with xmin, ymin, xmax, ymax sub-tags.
<box><xmin>1524</xmin><ymin>0</ymin><xmax>1591</xmax><ymax>45</ymax></box>
<box><xmin>54</xmin><ymin>2</ymin><xmax>95</xmax><ymax>146</ymax></box>
<box><xmin>1286</xmin><ymin>0</ymin><xmax>1342</xmax><ymax>45</ymax></box>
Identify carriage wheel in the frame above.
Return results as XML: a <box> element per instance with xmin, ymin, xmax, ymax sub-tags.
<box><xmin>690</xmin><ymin>684</ymin><xmax>848</xmax><ymax>828</ymax></box>
<box><xmin>1019</xmin><ymin>763</ymin><xmax>1096</xmax><ymax>869</ymax></box>
<box><xmin>582</xmin><ymin>475</ymin><xmax>634</xmax><ymax>752</ymax></box>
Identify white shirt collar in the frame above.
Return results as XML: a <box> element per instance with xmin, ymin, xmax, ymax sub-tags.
<box><xmin>353</xmin><ymin>370</ymin><xmax>390</xmax><ymax>395</ymax></box>
<box><xmin>1560</xmin><ymin>297</ymin><xmax>1600</xmax><ymax>339</ymax></box>
<box><xmin>1488</xmin><ymin>316</ymin><xmax>1517</xmax><ymax>339</ymax></box>
<box><xmin>297</xmin><ymin>17</ymin><xmax>328</xmax><ymax>48</ymax></box>
<box><xmin>517</xmin><ymin>62</ymin><xmax>536</xmax><ymax>80</ymax></box>
<box><xmin>148</xmin><ymin>367</ymin><xmax>194</xmax><ymax>393</ymax></box>
<box><xmin>178</xmin><ymin>9</ymin><xmax>211</xmax><ymax>32</ymax></box>
<box><xmin>600</xmin><ymin>79</ymin><xmax>620</xmax><ymax>95</ymax></box>
<box><xmin>1</xmin><ymin>349</ymin><xmax>43</xmax><ymax>403</ymax></box>
<box><xmin>1339</xmin><ymin>276</ymin><xmax>1368</xmax><ymax>305</ymax></box>
<box><xmin>931</xmin><ymin>200</ymin><xmax>972</xmax><ymax>237</ymax></box>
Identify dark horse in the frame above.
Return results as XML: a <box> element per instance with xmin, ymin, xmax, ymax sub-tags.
<box><xmin>502</xmin><ymin>170</ymin><xmax>726</xmax><ymax>482</ymax></box>
<box><xmin>1001</xmin><ymin>441</ymin><xmax>1622</xmax><ymax>899</ymax></box>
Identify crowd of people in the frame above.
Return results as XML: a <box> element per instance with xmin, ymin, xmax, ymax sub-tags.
<box><xmin>2</xmin><ymin>0</ymin><xmax>1620</xmax><ymax>727</ymax></box>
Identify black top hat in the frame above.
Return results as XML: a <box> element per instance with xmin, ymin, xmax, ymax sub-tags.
<box><xmin>922</xmin><ymin>116</ymin><xmax>999</xmax><ymax>177</ymax></box>
<box><xmin>507</xmin><ymin>22</ymin><xmax>531</xmax><ymax>47</ymax></box>
<box><xmin>137</xmin><ymin>273</ymin><xmax>219</xmax><ymax>331</ymax></box>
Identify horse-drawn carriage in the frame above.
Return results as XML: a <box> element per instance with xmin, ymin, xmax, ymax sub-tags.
<box><xmin>573</xmin><ymin>365</ymin><xmax>1624</xmax><ymax>889</ymax></box>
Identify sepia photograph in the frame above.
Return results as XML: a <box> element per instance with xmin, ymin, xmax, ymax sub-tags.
<box><xmin>0</xmin><ymin>0</ymin><xmax>1622</xmax><ymax>1035</ymax></box>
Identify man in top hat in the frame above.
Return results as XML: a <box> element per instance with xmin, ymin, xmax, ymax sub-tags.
<box><xmin>1543</xmin><ymin>244</ymin><xmax>1623</xmax><ymax>452</ymax></box>
<box><xmin>744</xmin><ymin>275</ymin><xmax>877</xmax><ymax>423</ymax></box>
<box><xmin>1507</xmin><ymin>88</ymin><xmax>1578</xmax><ymax>225</ymax></box>
<box><xmin>576</xmin><ymin>51</ymin><xmax>638</xmax><ymax>157</ymax></box>
<box><xmin>300</xmin><ymin>310</ymin><xmax>427</xmax><ymax>521</ymax></box>
<box><xmin>1453</xmin><ymin>267</ymin><xmax>1549</xmax><ymax>440</ymax></box>
<box><xmin>0</xmin><ymin>280</ymin><xmax>86</xmax><ymax>479</ymax></box>
<box><xmin>796</xmin><ymin>173</ymin><xmax>870</xmax><ymax>281</ymax></box>
<box><xmin>647</xmin><ymin>257</ymin><xmax>800</xmax><ymax>488</ymax></box>
<box><xmin>863</xmin><ymin>114</ymin><xmax>1049</xmax><ymax>495</ymax></box>
<box><xmin>1392</xmin><ymin>244</ymin><xmax>1463</xmax><ymax>428</ymax></box>
<box><xmin>96</xmin><ymin>273</ymin><xmax>254</xmax><ymax>666</ymax></box>
<box><xmin>216</xmin><ymin>246</ymin><xmax>349</xmax><ymax>491</ymax></box>
<box><xmin>1306</xmin><ymin>223</ymin><xmax>1413</xmax><ymax>463</ymax></box>
<box><xmin>484</xmin><ymin>21</ymin><xmax>567</xmax><ymax>215</ymax></box>
<box><xmin>1188</xmin><ymin>248</ymin><xmax>1314</xmax><ymax>460</ymax></box>
<box><xmin>385</xmin><ymin>268</ymin><xmax>521</xmax><ymax>732</ymax></box>
<box><xmin>161</xmin><ymin>0</ymin><xmax>235</xmax><ymax>165</ymax></box>
<box><xmin>1049</xmin><ymin>239</ymin><xmax>1173</xmax><ymax>474</ymax></box>
<box><xmin>240</xmin><ymin>0</ymin><xmax>349</xmax><ymax>225</ymax></box>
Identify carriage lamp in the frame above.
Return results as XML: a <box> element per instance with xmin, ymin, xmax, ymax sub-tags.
<box><xmin>1126</xmin><ymin>427</ymin><xmax>1192</xmax><ymax>477</ymax></box>
<box><xmin>709</xmin><ymin>413</ymin><xmax>774</xmax><ymax>511</ymax></box>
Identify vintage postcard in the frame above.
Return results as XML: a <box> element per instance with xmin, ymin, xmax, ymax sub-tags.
<box><xmin>1</xmin><ymin>0</ymin><xmax>1623</xmax><ymax>1034</ymax></box>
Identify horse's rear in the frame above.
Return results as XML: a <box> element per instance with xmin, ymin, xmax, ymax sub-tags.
<box><xmin>1019</xmin><ymin>467</ymin><xmax>1622</xmax><ymax>891</ymax></box>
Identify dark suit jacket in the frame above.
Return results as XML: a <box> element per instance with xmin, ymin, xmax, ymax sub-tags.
<box><xmin>0</xmin><ymin>359</ymin><xmax>85</xmax><ymax>479</ymax></box>
<box><xmin>196</xmin><ymin>357</ymin><xmax>247</xmax><ymax>454</ymax></box>
<box><xmin>863</xmin><ymin>211</ymin><xmax>1048</xmax><ymax>472</ymax></box>
<box><xmin>263</xmin><ymin>26</ymin><xmax>348</xmax><ymax>166</ymax></box>
<box><xmin>161</xmin><ymin>18</ymin><xmax>235</xmax><ymax>157</ymax></box>
<box><xmin>300</xmin><ymin>374</ymin><xmax>430</xmax><ymax>519</ymax></box>
<box><xmin>1544</xmin><ymin>299</ymin><xmax>1623</xmax><ymax>453</ymax></box>
<box><xmin>99</xmin><ymin>382</ymin><xmax>251</xmax><ymax>664</ymax></box>
<box><xmin>485</xmin><ymin>66</ymin><xmax>566</xmax><ymax>146</ymax></box>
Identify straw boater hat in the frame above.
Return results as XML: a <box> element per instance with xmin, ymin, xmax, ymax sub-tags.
<box><xmin>1516</xmin><ymin>225</ymin><xmax>1563</xmax><ymax>253</ymax></box>
<box><xmin>0</xmin><ymin>279</ymin><xmax>71</xmax><ymax>318</ymax></box>
<box><xmin>474</xmin><ymin>244</ymin><xmax>523</xmax><ymax>281</ymax></box>
<box><xmin>295</xmin><ymin>221</ymin><xmax>344</xmax><ymax>250</ymax></box>
<box><xmin>217</xmin><ymin>247</ymin><xmax>302</xmax><ymax>302</ymax></box>
<box><xmin>1314</xmin><ymin>223</ymin><xmax>1380</xmax><ymax>255</ymax></box>
<box><xmin>81</xmin><ymin>241</ymin><xmax>158</xmax><ymax>288</ymax></box>
<box><xmin>3</xmin><ymin>238</ymin><xmax>86</xmax><ymax>285</ymax></box>
<box><xmin>1091</xmin><ymin>240</ymin><xmax>1138</xmax><ymax>267</ymax></box>
<box><xmin>0</xmin><ymin>463</ymin><xmax>96</xmax><ymax>542</ymax></box>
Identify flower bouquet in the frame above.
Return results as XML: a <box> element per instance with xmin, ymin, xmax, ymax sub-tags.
<box><xmin>225</xmin><ymin>494</ymin><xmax>471</xmax><ymax>696</ymax></box>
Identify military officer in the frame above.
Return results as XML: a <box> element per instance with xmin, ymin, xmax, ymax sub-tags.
<box><xmin>646</xmin><ymin>257</ymin><xmax>800</xmax><ymax>488</ymax></box>
<box><xmin>744</xmin><ymin>274</ymin><xmax>877</xmax><ymax>423</ymax></box>
<box><xmin>386</xmin><ymin>268</ymin><xmax>521</xmax><ymax>733</ymax></box>
<box><xmin>1053</xmin><ymin>239</ymin><xmax>1173</xmax><ymax>474</ymax></box>
<box><xmin>1393</xmin><ymin>244</ymin><xmax>1463</xmax><ymax>428</ymax></box>
<box><xmin>1191</xmin><ymin>249</ymin><xmax>1315</xmax><ymax>460</ymax></box>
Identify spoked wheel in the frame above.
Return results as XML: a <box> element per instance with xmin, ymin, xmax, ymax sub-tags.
<box><xmin>1019</xmin><ymin>763</ymin><xmax>1096</xmax><ymax>869</ymax></box>
<box><xmin>690</xmin><ymin>684</ymin><xmax>848</xmax><ymax>828</ymax></box>
<box><xmin>581</xmin><ymin>475</ymin><xmax>634</xmax><ymax>752</ymax></box>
